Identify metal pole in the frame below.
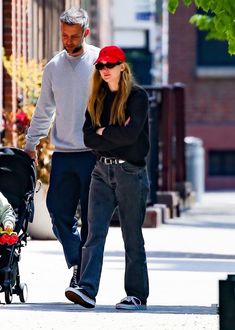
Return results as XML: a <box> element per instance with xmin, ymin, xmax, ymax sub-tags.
<box><xmin>173</xmin><ymin>83</ymin><xmax>186</xmax><ymax>183</ymax></box>
<box><xmin>0</xmin><ymin>0</ymin><xmax>2</xmax><ymax>145</ymax></box>
<box><xmin>219</xmin><ymin>274</ymin><xmax>235</xmax><ymax>330</ymax></box>
<box><xmin>161</xmin><ymin>85</ymin><xmax>174</xmax><ymax>191</ymax></box>
<box><xmin>144</xmin><ymin>86</ymin><xmax>161</xmax><ymax>205</ymax></box>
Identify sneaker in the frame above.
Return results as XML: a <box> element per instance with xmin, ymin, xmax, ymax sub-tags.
<box><xmin>65</xmin><ymin>287</ymin><xmax>96</xmax><ymax>308</ymax></box>
<box><xmin>69</xmin><ymin>265</ymin><xmax>79</xmax><ymax>288</ymax></box>
<box><xmin>115</xmin><ymin>296</ymin><xmax>147</xmax><ymax>310</ymax></box>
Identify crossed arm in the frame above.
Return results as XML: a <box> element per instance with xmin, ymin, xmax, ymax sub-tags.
<box><xmin>83</xmin><ymin>88</ymin><xmax>148</xmax><ymax>151</ymax></box>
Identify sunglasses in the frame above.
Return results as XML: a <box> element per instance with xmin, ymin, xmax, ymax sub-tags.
<box><xmin>95</xmin><ymin>61</ymin><xmax>121</xmax><ymax>70</ymax></box>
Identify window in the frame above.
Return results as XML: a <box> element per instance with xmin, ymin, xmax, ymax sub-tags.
<box><xmin>197</xmin><ymin>31</ymin><xmax>235</xmax><ymax>67</ymax></box>
<box><xmin>196</xmin><ymin>10</ymin><xmax>235</xmax><ymax>77</ymax></box>
<box><xmin>124</xmin><ymin>48</ymin><xmax>152</xmax><ymax>85</ymax></box>
<box><xmin>209</xmin><ymin>150</ymin><xmax>235</xmax><ymax>176</ymax></box>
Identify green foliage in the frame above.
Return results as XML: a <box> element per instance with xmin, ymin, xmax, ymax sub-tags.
<box><xmin>184</xmin><ymin>0</ymin><xmax>193</xmax><ymax>6</ymax></box>
<box><xmin>168</xmin><ymin>0</ymin><xmax>179</xmax><ymax>13</ymax></box>
<box><xmin>168</xmin><ymin>0</ymin><xmax>193</xmax><ymax>13</ymax></box>
<box><xmin>168</xmin><ymin>0</ymin><xmax>235</xmax><ymax>54</ymax></box>
<box><xmin>2</xmin><ymin>49</ymin><xmax>45</xmax><ymax>105</ymax></box>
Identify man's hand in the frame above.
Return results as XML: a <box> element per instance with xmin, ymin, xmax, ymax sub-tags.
<box><xmin>24</xmin><ymin>149</ymin><xmax>38</xmax><ymax>165</ymax></box>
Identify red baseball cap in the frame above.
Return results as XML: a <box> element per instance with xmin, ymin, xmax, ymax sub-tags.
<box><xmin>94</xmin><ymin>45</ymin><xmax>126</xmax><ymax>64</ymax></box>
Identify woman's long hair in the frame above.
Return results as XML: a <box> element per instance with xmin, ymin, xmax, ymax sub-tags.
<box><xmin>87</xmin><ymin>62</ymin><xmax>134</xmax><ymax>127</ymax></box>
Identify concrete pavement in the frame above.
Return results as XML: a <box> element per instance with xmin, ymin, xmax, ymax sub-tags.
<box><xmin>2</xmin><ymin>191</ymin><xmax>235</xmax><ymax>329</ymax></box>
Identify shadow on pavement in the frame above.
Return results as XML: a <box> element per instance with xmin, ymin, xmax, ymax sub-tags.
<box><xmin>165</xmin><ymin>220</ymin><xmax>235</xmax><ymax>230</ymax></box>
<box><xmin>0</xmin><ymin>303</ymin><xmax>218</xmax><ymax>314</ymax></box>
<box><xmin>106</xmin><ymin>251</ymin><xmax>235</xmax><ymax>259</ymax></box>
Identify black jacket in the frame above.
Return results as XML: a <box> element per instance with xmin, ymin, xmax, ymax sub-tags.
<box><xmin>83</xmin><ymin>85</ymin><xmax>149</xmax><ymax>166</ymax></box>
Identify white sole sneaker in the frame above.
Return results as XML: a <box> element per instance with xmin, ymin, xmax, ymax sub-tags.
<box><xmin>116</xmin><ymin>296</ymin><xmax>147</xmax><ymax>310</ymax></box>
<box><xmin>116</xmin><ymin>303</ymin><xmax>147</xmax><ymax>310</ymax></box>
<box><xmin>65</xmin><ymin>287</ymin><xmax>95</xmax><ymax>308</ymax></box>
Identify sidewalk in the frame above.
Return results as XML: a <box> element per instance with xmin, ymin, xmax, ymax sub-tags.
<box><xmin>1</xmin><ymin>191</ymin><xmax>235</xmax><ymax>329</ymax></box>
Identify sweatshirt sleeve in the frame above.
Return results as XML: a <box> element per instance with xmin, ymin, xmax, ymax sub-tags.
<box><xmin>83</xmin><ymin>111</ymin><xmax>117</xmax><ymax>151</ymax></box>
<box><xmin>102</xmin><ymin>88</ymin><xmax>149</xmax><ymax>147</ymax></box>
<box><xmin>0</xmin><ymin>193</ymin><xmax>16</xmax><ymax>228</ymax></box>
<box><xmin>25</xmin><ymin>65</ymin><xmax>56</xmax><ymax>151</ymax></box>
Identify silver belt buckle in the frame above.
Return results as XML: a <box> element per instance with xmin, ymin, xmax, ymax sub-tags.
<box><xmin>104</xmin><ymin>158</ymin><xmax>111</xmax><ymax>165</ymax></box>
<box><xmin>101</xmin><ymin>157</ymin><xmax>125</xmax><ymax>165</ymax></box>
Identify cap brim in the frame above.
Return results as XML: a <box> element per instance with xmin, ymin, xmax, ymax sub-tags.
<box><xmin>94</xmin><ymin>56</ymin><xmax>118</xmax><ymax>64</ymax></box>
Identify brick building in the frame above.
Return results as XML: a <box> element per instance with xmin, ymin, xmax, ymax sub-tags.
<box><xmin>2</xmin><ymin>1</ymin><xmax>234</xmax><ymax>190</ymax></box>
<box><xmin>168</xmin><ymin>3</ymin><xmax>235</xmax><ymax>190</ymax></box>
<box><xmin>1</xmin><ymin>0</ymin><xmax>101</xmax><ymax>118</ymax></box>
<box><xmin>1</xmin><ymin>0</ymin><xmax>81</xmax><ymax>114</ymax></box>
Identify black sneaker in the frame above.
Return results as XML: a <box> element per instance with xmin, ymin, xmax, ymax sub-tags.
<box><xmin>116</xmin><ymin>296</ymin><xmax>147</xmax><ymax>310</ymax></box>
<box><xmin>69</xmin><ymin>265</ymin><xmax>79</xmax><ymax>288</ymax></box>
<box><xmin>65</xmin><ymin>287</ymin><xmax>96</xmax><ymax>308</ymax></box>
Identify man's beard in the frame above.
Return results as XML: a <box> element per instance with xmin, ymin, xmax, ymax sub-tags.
<box><xmin>72</xmin><ymin>44</ymin><xmax>83</xmax><ymax>54</ymax></box>
<box><xmin>64</xmin><ymin>39</ymin><xmax>83</xmax><ymax>55</ymax></box>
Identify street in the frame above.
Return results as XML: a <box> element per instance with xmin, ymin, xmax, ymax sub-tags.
<box><xmin>1</xmin><ymin>191</ymin><xmax>235</xmax><ymax>329</ymax></box>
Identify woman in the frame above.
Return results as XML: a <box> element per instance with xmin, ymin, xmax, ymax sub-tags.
<box><xmin>65</xmin><ymin>45</ymin><xmax>150</xmax><ymax>310</ymax></box>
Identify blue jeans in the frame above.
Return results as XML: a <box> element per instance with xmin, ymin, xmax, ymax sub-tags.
<box><xmin>79</xmin><ymin>160</ymin><xmax>149</xmax><ymax>303</ymax></box>
<box><xmin>46</xmin><ymin>151</ymin><xmax>96</xmax><ymax>268</ymax></box>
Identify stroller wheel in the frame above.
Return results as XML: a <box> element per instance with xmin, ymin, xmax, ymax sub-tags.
<box><xmin>19</xmin><ymin>283</ymin><xmax>28</xmax><ymax>303</ymax></box>
<box><xmin>5</xmin><ymin>288</ymin><xmax>13</xmax><ymax>304</ymax></box>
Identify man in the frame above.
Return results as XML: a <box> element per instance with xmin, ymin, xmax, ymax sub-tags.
<box><xmin>24</xmin><ymin>7</ymin><xmax>99</xmax><ymax>298</ymax></box>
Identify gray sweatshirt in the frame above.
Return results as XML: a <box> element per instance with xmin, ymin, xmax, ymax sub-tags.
<box><xmin>25</xmin><ymin>44</ymin><xmax>100</xmax><ymax>152</ymax></box>
<box><xmin>0</xmin><ymin>192</ymin><xmax>16</xmax><ymax>229</ymax></box>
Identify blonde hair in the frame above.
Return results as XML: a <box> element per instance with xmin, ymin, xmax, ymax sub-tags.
<box><xmin>87</xmin><ymin>62</ymin><xmax>134</xmax><ymax>127</ymax></box>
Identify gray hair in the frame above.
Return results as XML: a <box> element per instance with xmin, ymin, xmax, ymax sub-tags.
<box><xmin>60</xmin><ymin>7</ymin><xmax>89</xmax><ymax>29</ymax></box>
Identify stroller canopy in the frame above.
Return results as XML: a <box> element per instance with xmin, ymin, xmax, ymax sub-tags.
<box><xmin>0</xmin><ymin>147</ymin><xmax>37</xmax><ymax>209</ymax></box>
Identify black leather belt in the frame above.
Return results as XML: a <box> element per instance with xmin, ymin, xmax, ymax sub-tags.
<box><xmin>99</xmin><ymin>157</ymin><xmax>125</xmax><ymax>165</ymax></box>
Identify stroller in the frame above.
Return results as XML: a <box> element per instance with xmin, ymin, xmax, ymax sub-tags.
<box><xmin>0</xmin><ymin>147</ymin><xmax>36</xmax><ymax>304</ymax></box>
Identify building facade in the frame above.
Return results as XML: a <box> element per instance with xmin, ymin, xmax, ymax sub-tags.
<box><xmin>2</xmin><ymin>0</ymin><xmax>234</xmax><ymax>190</ymax></box>
<box><xmin>0</xmin><ymin>0</ymin><xmax>103</xmax><ymax>115</ymax></box>
<box><xmin>168</xmin><ymin>3</ymin><xmax>235</xmax><ymax>190</ymax></box>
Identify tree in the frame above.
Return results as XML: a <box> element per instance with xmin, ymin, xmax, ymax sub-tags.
<box><xmin>168</xmin><ymin>0</ymin><xmax>235</xmax><ymax>54</ymax></box>
<box><xmin>2</xmin><ymin>51</ymin><xmax>52</xmax><ymax>184</ymax></box>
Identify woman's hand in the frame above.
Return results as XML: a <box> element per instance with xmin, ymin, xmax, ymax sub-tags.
<box><xmin>96</xmin><ymin>117</ymin><xmax>130</xmax><ymax>136</ymax></box>
<box><xmin>125</xmin><ymin>117</ymin><xmax>130</xmax><ymax>126</ymax></box>
<box><xmin>96</xmin><ymin>127</ymin><xmax>105</xmax><ymax>135</ymax></box>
